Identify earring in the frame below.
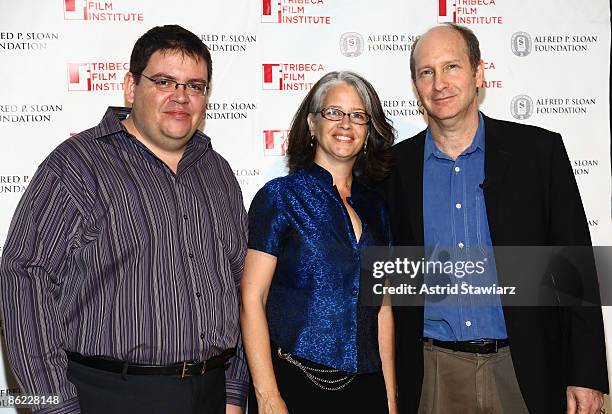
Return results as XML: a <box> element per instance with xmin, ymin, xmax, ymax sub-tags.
<box><xmin>310</xmin><ymin>135</ymin><xmax>315</xmax><ymax>148</ymax></box>
<box><xmin>363</xmin><ymin>139</ymin><xmax>368</xmax><ymax>154</ymax></box>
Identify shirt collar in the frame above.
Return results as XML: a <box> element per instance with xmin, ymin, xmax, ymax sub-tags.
<box><xmin>304</xmin><ymin>162</ymin><xmax>335</xmax><ymax>187</ymax></box>
<box><xmin>92</xmin><ymin>106</ymin><xmax>131</xmax><ymax>139</ymax></box>
<box><xmin>303</xmin><ymin>162</ymin><xmax>364</xmax><ymax>197</ymax></box>
<box><xmin>424</xmin><ymin>111</ymin><xmax>485</xmax><ymax>160</ymax></box>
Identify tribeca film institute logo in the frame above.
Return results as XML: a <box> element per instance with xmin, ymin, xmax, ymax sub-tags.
<box><xmin>63</xmin><ymin>0</ymin><xmax>144</xmax><ymax>22</ymax></box>
<box><xmin>261</xmin><ymin>0</ymin><xmax>331</xmax><ymax>25</ymax></box>
<box><xmin>438</xmin><ymin>0</ymin><xmax>457</xmax><ymax>23</ymax></box>
<box><xmin>263</xmin><ymin>130</ymin><xmax>288</xmax><ymax>156</ymax></box>
<box><xmin>67</xmin><ymin>62</ymin><xmax>128</xmax><ymax>92</ymax></box>
<box><xmin>438</xmin><ymin>0</ymin><xmax>503</xmax><ymax>25</ymax></box>
<box><xmin>262</xmin><ymin>63</ymin><xmax>325</xmax><ymax>91</ymax></box>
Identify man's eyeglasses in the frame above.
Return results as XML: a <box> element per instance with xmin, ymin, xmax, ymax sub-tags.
<box><xmin>140</xmin><ymin>74</ymin><xmax>208</xmax><ymax>96</ymax></box>
<box><xmin>318</xmin><ymin>107</ymin><xmax>371</xmax><ymax>125</ymax></box>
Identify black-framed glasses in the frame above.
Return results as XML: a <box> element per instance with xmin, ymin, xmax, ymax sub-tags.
<box><xmin>318</xmin><ymin>107</ymin><xmax>371</xmax><ymax>125</ymax></box>
<box><xmin>140</xmin><ymin>74</ymin><xmax>208</xmax><ymax>96</ymax></box>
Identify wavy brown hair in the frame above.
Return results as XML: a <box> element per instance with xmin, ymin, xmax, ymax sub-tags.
<box><xmin>286</xmin><ymin>71</ymin><xmax>395</xmax><ymax>183</ymax></box>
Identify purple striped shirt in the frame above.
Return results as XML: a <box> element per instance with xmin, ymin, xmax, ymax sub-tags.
<box><xmin>0</xmin><ymin>107</ymin><xmax>249</xmax><ymax>412</ymax></box>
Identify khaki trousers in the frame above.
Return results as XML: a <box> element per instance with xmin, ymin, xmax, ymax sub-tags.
<box><xmin>418</xmin><ymin>342</ymin><xmax>530</xmax><ymax>414</ymax></box>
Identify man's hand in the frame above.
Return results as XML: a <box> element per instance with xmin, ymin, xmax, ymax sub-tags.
<box><xmin>566</xmin><ymin>386</ymin><xmax>604</xmax><ymax>414</ymax></box>
<box><xmin>226</xmin><ymin>403</ymin><xmax>245</xmax><ymax>414</ymax></box>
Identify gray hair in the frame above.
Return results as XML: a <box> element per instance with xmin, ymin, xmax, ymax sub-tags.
<box><xmin>307</xmin><ymin>71</ymin><xmax>374</xmax><ymax>117</ymax></box>
<box><xmin>286</xmin><ymin>70</ymin><xmax>396</xmax><ymax>181</ymax></box>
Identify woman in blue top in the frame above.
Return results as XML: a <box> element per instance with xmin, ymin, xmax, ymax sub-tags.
<box><xmin>241</xmin><ymin>71</ymin><xmax>397</xmax><ymax>414</ymax></box>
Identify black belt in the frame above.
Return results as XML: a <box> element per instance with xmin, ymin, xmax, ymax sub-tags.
<box><xmin>425</xmin><ymin>338</ymin><xmax>509</xmax><ymax>354</ymax></box>
<box><xmin>66</xmin><ymin>348</ymin><xmax>235</xmax><ymax>377</ymax></box>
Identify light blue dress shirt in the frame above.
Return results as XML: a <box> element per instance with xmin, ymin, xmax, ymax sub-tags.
<box><xmin>423</xmin><ymin>112</ymin><xmax>508</xmax><ymax>341</ymax></box>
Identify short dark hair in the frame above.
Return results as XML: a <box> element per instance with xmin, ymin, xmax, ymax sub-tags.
<box><xmin>286</xmin><ymin>71</ymin><xmax>395</xmax><ymax>183</ymax></box>
<box><xmin>129</xmin><ymin>25</ymin><xmax>212</xmax><ymax>84</ymax></box>
<box><xmin>410</xmin><ymin>23</ymin><xmax>481</xmax><ymax>83</ymax></box>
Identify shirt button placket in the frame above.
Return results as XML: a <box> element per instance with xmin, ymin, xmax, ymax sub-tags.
<box><xmin>176</xmin><ymin>180</ymin><xmax>204</xmax><ymax>336</ymax></box>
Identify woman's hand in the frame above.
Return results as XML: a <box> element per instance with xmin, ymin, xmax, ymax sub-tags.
<box><xmin>241</xmin><ymin>249</ymin><xmax>285</xmax><ymax>413</ymax></box>
<box><xmin>387</xmin><ymin>398</ymin><xmax>398</xmax><ymax>414</ymax></box>
<box><xmin>256</xmin><ymin>389</ymin><xmax>289</xmax><ymax>414</ymax></box>
<box><xmin>378</xmin><ymin>298</ymin><xmax>397</xmax><ymax>414</ymax></box>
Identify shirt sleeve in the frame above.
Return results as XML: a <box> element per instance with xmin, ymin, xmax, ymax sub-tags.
<box><xmin>224</xmin><ymin>336</ymin><xmax>249</xmax><ymax>407</ymax></box>
<box><xmin>247</xmin><ymin>181</ymin><xmax>288</xmax><ymax>256</ymax></box>
<box><xmin>225</xmin><ymin>174</ymin><xmax>250</xmax><ymax>407</ymax></box>
<box><xmin>0</xmin><ymin>162</ymin><xmax>83</xmax><ymax>413</ymax></box>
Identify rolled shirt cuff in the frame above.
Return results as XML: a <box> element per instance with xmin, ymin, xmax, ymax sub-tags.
<box><xmin>225</xmin><ymin>378</ymin><xmax>248</xmax><ymax>407</ymax></box>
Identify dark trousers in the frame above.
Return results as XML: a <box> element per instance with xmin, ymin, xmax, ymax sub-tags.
<box><xmin>66</xmin><ymin>359</ymin><xmax>226</xmax><ymax>414</ymax></box>
<box><xmin>248</xmin><ymin>346</ymin><xmax>388</xmax><ymax>414</ymax></box>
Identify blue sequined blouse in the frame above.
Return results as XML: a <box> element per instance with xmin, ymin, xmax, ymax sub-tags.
<box><xmin>247</xmin><ymin>163</ymin><xmax>391</xmax><ymax>374</ymax></box>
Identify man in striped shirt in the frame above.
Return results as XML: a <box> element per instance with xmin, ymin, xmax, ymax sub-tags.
<box><xmin>0</xmin><ymin>25</ymin><xmax>248</xmax><ymax>414</ymax></box>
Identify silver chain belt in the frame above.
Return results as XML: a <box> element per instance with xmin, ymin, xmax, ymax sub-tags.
<box><xmin>276</xmin><ymin>347</ymin><xmax>356</xmax><ymax>391</ymax></box>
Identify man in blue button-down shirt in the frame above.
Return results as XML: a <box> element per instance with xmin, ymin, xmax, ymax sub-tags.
<box><xmin>384</xmin><ymin>24</ymin><xmax>608</xmax><ymax>414</ymax></box>
<box><xmin>423</xmin><ymin>112</ymin><xmax>507</xmax><ymax>343</ymax></box>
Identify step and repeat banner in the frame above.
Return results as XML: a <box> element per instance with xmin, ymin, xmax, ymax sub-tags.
<box><xmin>0</xmin><ymin>0</ymin><xmax>611</xmax><ymax>409</ymax></box>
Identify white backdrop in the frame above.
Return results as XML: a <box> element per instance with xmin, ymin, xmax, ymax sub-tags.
<box><xmin>0</xmin><ymin>0</ymin><xmax>610</xmax><ymax>409</ymax></box>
